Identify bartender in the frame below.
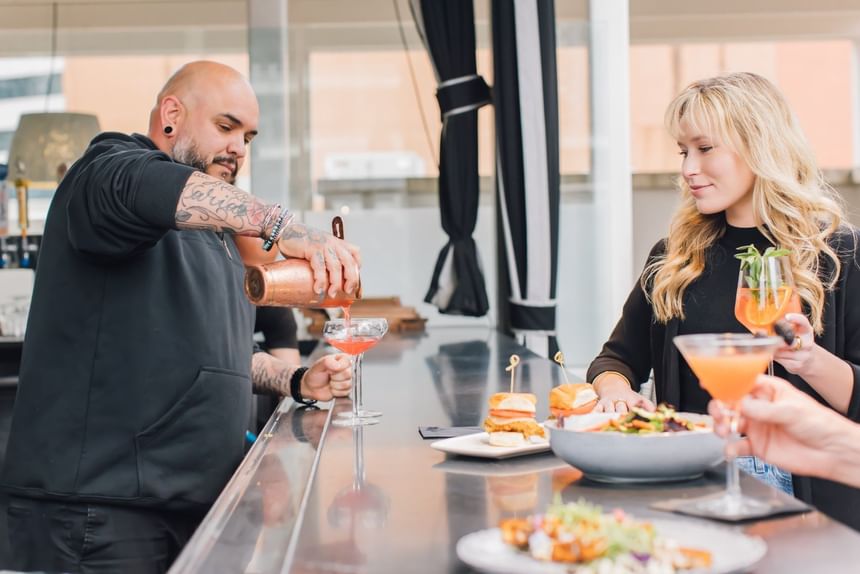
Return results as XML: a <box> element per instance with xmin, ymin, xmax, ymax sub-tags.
<box><xmin>1</xmin><ymin>60</ymin><xmax>356</xmax><ymax>574</ymax></box>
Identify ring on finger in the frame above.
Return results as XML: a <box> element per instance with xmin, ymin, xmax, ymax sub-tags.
<box><xmin>791</xmin><ymin>336</ymin><xmax>803</xmax><ymax>351</ymax></box>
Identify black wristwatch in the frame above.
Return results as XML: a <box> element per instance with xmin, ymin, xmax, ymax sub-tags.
<box><xmin>289</xmin><ymin>366</ymin><xmax>317</xmax><ymax>406</ymax></box>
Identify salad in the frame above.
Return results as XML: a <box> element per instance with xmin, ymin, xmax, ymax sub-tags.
<box><xmin>500</xmin><ymin>499</ymin><xmax>711</xmax><ymax>573</ymax></box>
<box><xmin>588</xmin><ymin>404</ymin><xmax>709</xmax><ymax>435</ymax></box>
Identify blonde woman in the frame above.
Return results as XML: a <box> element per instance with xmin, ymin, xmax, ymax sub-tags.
<box><xmin>587</xmin><ymin>72</ymin><xmax>860</xmax><ymax>528</ymax></box>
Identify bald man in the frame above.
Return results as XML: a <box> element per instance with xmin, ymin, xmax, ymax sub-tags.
<box><xmin>1</xmin><ymin>61</ymin><xmax>355</xmax><ymax>573</ymax></box>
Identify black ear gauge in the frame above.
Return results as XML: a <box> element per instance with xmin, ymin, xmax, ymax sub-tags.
<box><xmin>164</xmin><ymin>125</ymin><xmax>173</xmax><ymax>135</ymax></box>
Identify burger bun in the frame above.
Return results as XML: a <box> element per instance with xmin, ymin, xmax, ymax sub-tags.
<box><xmin>488</xmin><ymin>431</ymin><xmax>528</xmax><ymax>447</ymax></box>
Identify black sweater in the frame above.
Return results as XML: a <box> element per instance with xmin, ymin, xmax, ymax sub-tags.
<box><xmin>1</xmin><ymin>133</ymin><xmax>255</xmax><ymax>511</ymax></box>
<box><xmin>588</xmin><ymin>224</ymin><xmax>860</xmax><ymax>530</ymax></box>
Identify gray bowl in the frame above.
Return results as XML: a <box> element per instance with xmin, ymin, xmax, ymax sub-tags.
<box><xmin>547</xmin><ymin>412</ymin><xmax>724</xmax><ymax>483</ymax></box>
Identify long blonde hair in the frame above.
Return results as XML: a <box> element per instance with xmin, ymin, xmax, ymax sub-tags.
<box><xmin>644</xmin><ymin>72</ymin><xmax>845</xmax><ymax>333</ymax></box>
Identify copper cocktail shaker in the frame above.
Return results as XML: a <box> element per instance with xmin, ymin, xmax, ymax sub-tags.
<box><xmin>244</xmin><ymin>259</ymin><xmax>362</xmax><ymax>308</ymax></box>
<box><xmin>245</xmin><ymin>216</ymin><xmax>360</xmax><ymax>308</ymax></box>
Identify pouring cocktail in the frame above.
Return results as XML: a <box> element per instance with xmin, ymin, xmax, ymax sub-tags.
<box><xmin>324</xmin><ymin>318</ymin><xmax>388</xmax><ymax>427</ymax></box>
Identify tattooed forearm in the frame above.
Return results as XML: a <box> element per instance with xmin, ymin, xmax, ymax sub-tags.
<box><xmin>279</xmin><ymin>222</ymin><xmax>328</xmax><ymax>245</ymax></box>
<box><xmin>175</xmin><ymin>171</ymin><xmax>279</xmax><ymax>237</ymax></box>
<box><xmin>251</xmin><ymin>352</ymin><xmax>299</xmax><ymax>396</ymax></box>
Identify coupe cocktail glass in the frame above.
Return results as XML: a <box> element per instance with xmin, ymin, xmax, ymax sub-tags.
<box><xmin>324</xmin><ymin>318</ymin><xmax>388</xmax><ymax>427</ymax></box>
<box><xmin>674</xmin><ymin>333</ymin><xmax>782</xmax><ymax>518</ymax></box>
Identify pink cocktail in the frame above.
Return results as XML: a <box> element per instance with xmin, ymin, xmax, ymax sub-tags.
<box><xmin>324</xmin><ymin>318</ymin><xmax>388</xmax><ymax>427</ymax></box>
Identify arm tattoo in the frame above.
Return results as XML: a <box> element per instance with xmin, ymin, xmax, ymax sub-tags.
<box><xmin>251</xmin><ymin>352</ymin><xmax>298</xmax><ymax>396</ymax></box>
<box><xmin>175</xmin><ymin>171</ymin><xmax>280</xmax><ymax>237</ymax></box>
<box><xmin>280</xmin><ymin>223</ymin><xmax>328</xmax><ymax>245</ymax></box>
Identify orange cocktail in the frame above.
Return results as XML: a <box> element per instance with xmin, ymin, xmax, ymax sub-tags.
<box><xmin>673</xmin><ymin>333</ymin><xmax>783</xmax><ymax>518</ymax></box>
<box><xmin>683</xmin><ymin>351</ymin><xmax>772</xmax><ymax>406</ymax></box>
<box><xmin>734</xmin><ymin>286</ymin><xmax>801</xmax><ymax>336</ymax></box>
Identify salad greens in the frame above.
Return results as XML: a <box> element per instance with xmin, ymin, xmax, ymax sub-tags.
<box><xmin>591</xmin><ymin>404</ymin><xmax>706</xmax><ymax>434</ymax></box>
<box><xmin>499</xmin><ymin>498</ymin><xmax>713</xmax><ymax>572</ymax></box>
<box><xmin>545</xmin><ymin>498</ymin><xmax>655</xmax><ymax>559</ymax></box>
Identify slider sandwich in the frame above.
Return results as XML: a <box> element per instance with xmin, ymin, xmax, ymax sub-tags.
<box><xmin>483</xmin><ymin>392</ymin><xmax>546</xmax><ymax>447</ymax></box>
<box><xmin>549</xmin><ymin>383</ymin><xmax>598</xmax><ymax>420</ymax></box>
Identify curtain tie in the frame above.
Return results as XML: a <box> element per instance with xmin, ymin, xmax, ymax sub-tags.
<box><xmin>436</xmin><ymin>74</ymin><xmax>491</xmax><ymax>120</ymax></box>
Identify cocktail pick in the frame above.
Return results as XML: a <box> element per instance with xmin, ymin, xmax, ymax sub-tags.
<box><xmin>553</xmin><ymin>351</ymin><xmax>572</xmax><ymax>386</ymax></box>
<box><xmin>506</xmin><ymin>354</ymin><xmax>520</xmax><ymax>393</ymax></box>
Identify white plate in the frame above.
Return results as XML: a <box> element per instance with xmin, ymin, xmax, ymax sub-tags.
<box><xmin>433</xmin><ymin>453</ymin><xmax>568</xmax><ymax>476</ymax></box>
<box><xmin>457</xmin><ymin>518</ymin><xmax>767</xmax><ymax>574</ymax></box>
<box><xmin>431</xmin><ymin>432</ymin><xmax>550</xmax><ymax>460</ymax></box>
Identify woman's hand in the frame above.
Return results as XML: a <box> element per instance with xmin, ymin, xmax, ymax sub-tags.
<box><xmin>773</xmin><ymin>312</ymin><xmax>816</xmax><ymax>376</ymax></box>
<box><xmin>593</xmin><ymin>375</ymin><xmax>655</xmax><ymax>414</ymax></box>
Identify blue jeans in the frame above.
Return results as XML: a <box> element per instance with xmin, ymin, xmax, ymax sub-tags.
<box><xmin>736</xmin><ymin>455</ymin><xmax>794</xmax><ymax>495</ymax></box>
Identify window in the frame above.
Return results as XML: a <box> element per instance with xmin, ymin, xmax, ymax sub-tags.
<box><xmin>0</xmin><ymin>74</ymin><xmax>61</xmax><ymax>100</ymax></box>
<box><xmin>631</xmin><ymin>40</ymin><xmax>854</xmax><ymax>172</ymax></box>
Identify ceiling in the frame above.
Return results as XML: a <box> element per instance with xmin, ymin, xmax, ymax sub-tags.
<box><xmin>1</xmin><ymin>0</ymin><xmax>860</xmax><ymax>57</ymax></box>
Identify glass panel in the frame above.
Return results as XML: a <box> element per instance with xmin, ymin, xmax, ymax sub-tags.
<box><xmin>631</xmin><ymin>40</ymin><xmax>854</xmax><ymax>173</ymax></box>
<box><xmin>0</xmin><ymin>1</ymin><xmax>249</xmax><ymax>221</ymax></box>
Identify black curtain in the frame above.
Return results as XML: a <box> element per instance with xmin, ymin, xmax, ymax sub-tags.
<box><xmin>493</xmin><ymin>0</ymin><xmax>561</xmax><ymax>358</ymax></box>
<box><xmin>410</xmin><ymin>0</ymin><xmax>491</xmax><ymax>317</ymax></box>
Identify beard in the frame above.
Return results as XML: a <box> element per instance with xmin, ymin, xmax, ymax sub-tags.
<box><xmin>173</xmin><ymin>135</ymin><xmax>238</xmax><ymax>184</ymax></box>
<box><xmin>172</xmin><ymin>134</ymin><xmax>208</xmax><ymax>172</ymax></box>
<box><xmin>211</xmin><ymin>155</ymin><xmax>238</xmax><ymax>184</ymax></box>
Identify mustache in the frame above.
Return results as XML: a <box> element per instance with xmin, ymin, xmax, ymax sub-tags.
<box><xmin>212</xmin><ymin>156</ymin><xmax>238</xmax><ymax>173</ymax></box>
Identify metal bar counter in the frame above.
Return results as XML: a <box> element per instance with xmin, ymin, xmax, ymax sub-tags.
<box><xmin>171</xmin><ymin>328</ymin><xmax>860</xmax><ymax>573</ymax></box>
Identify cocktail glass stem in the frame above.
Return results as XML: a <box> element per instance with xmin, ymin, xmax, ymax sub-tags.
<box><xmin>353</xmin><ymin>353</ymin><xmax>363</xmax><ymax>420</ymax></box>
<box><xmin>725</xmin><ymin>405</ymin><xmax>742</xmax><ymax>505</ymax></box>
<box><xmin>333</xmin><ymin>353</ymin><xmax>378</xmax><ymax>427</ymax></box>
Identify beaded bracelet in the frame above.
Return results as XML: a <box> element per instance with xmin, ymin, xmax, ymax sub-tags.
<box><xmin>262</xmin><ymin>208</ymin><xmax>291</xmax><ymax>251</ymax></box>
<box><xmin>260</xmin><ymin>204</ymin><xmax>280</xmax><ymax>239</ymax></box>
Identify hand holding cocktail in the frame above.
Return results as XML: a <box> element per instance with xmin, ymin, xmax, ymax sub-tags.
<box><xmin>772</xmin><ymin>313</ymin><xmax>816</xmax><ymax>375</ymax></box>
<box><xmin>324</xmin><ymin>317</ymin><xmax>388</xmax><ymax>427</ymax></box>
<box><xmin>708</xmin><ymin>374</ymin><xmax>860</xmax><ymax>488</ymax></box>
<box><xmin>301</xmin><ymin>354</ymin><xmax>353</xmax><ymax>401</ymax></box>
<box><xmin>674</xmin><ymin>333</ymin><xmax>783</xmax><ymax>518</ymax></box>
<box><xmin>734</xmin><ymin>245</ymin><xmax>800</xmax><ymax>338</ymax></box>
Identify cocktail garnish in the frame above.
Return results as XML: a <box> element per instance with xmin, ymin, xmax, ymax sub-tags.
<box><xmin>735</xmin><ymin>244</ymin><xmax>790</xmax><ymax>291</ymax></box>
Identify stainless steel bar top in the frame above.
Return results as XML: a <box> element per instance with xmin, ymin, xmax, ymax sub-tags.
<box><xmin>172</xmin><ymin>327</ymin><xmax>860</xmax><ymax>573</ymax></box>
